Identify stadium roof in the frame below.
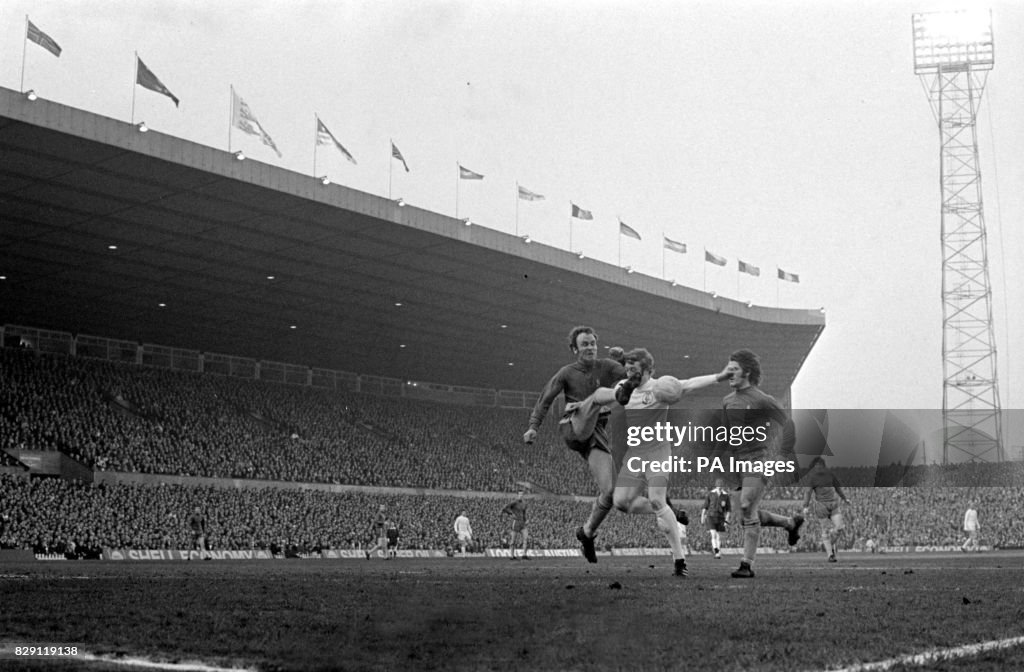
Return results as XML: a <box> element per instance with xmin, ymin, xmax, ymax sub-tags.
<box><xmin>0</xmin><ymin>87</ymin><xmax>824</xmax><ymax>397</ymax></box>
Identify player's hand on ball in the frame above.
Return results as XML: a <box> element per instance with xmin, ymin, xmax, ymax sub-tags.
<box><xmin>523</xmin><ymin>428</ymin><xmax>538</xmax><ymax>444</ymax></box>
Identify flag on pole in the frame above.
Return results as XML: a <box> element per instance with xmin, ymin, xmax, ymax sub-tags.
<box><xmin>663</xmin><ymin>236</ymin><xmax>687</xmax><ymax>254</ymax></box>
<box><xmin>778</xmin><ymin>268</ymin><xmax>800</xmax><ymax>283</ymax></box>
<box><xmin>136</xmin><ymin>57</ymin><xmax>179</xmax><ymax>107</ymax></box>
<box><xmin>518</xmin><ymin>185</ymin><xmax>544</xmax><ymax>201</ymax></box>
<box><xmin>738</xmin><ymin>260</ymin><xmax>760</xmax><ymax>276</ymax></box>
<box><xmin>619</xmin><ymin>221</ymin><xmax>642</xmax><ymax>241</ymax></box>
<box><xmin>459</xmin><ymin>164</ymin><xmax>484</xmax><ymax>180</ymax></box>
<box><xmin>571</xmin><ymin>203</ymin><xmax>594</xmax><ymax>220</ymax></box>
<box><xmin>27</xmin><ymin>20</ymin><xmax>62</xmax><ymax>57</ymax></box>
<box><xmin>316</xmin><ymin>117</ymin><xmax>356</xmax><ymax>164</ymax></box>
<box><xmin>705</xmin><ymin>250</ymin><xmax>727</xmax><ymax>266</ymax></box>
<box><xmin>231</xmin><ymin>88</ymin><xmax>282</xmax><ymax>157</ymax></box>
<box><xmin>391</xmin><ymin>142</ymin><xmax>410</xmax><ymax>172</ymax></box>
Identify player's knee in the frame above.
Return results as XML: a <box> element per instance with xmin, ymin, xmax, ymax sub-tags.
<box><xmin>596</xmin><ymin>491</ymin><xmax>614</xmax><ymax>511</ymax></box>
<box><xmin>612</xmin><ymin>492</ymin><xmax>632</xmax><ymax>512</ymax></box>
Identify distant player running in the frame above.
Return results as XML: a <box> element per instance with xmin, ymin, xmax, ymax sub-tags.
<box><xmin>582</xmin><ymin>347</ymin><xmax>731</xmax><ymax>576</ymax></box>
<box><xmin>801</xmin><ymin>457</ymin><xmax>849</xmax><ymax>562</ymax></box>
<box><xmin>502</xmin><ymin>490</ymin><xmax>530</xmax><ymax>560</ymax></box>
<box><xmin>523</xmin><ymin>326</ymin><xmax>626</xmax><ymax>563</ymax></box>
<box><xmin>720</xmin><ymin>349</ymin><xmax>804</xmax><ymax>579</ymax></box>
<box><xmin>701</xmin><ymin>479</ymin><xmax>732</xmax><ymax>559</ymax></box>
<box><xmin>365</xmin><ymin>504</ymin><xmax>388</xmax><ymax>560</ymax></box>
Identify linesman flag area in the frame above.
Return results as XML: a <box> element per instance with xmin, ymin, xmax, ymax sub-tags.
<box><xmin>136</xmin><ymin>57</ymin><xmax>179</xmax><ymax>107</ymax></box>
<box><xmin>27</xmin><ymin>19</ymin><xmax>62</xmax><ymax>57</ymax></box>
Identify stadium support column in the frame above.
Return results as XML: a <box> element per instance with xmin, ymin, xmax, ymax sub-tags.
<box><xmin>913</xmin><ymin>10</ymin><xmax>1003</xmax><ymax>463</ymax></box>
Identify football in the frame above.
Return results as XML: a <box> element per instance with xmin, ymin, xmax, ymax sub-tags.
<box><xmin>651</xmin><ymin>375</ymin><xmax>684</xmax><ymax>404</ymax></box>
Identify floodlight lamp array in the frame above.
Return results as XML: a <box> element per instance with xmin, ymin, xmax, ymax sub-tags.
<box><xmin>912</xmin><ymin>10</ymin><xmax>994</xmax><ymax>74</ymax></box>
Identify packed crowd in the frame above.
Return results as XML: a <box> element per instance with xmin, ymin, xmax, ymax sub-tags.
<box><xmin>3</xmin><ymin>346</ymin><xmax>1024</xmax><ymax>555</ymax></box>
<box><xmin>0</xmin><ymin>347</ymin><xmax>590</xmax><ymax>492</ymax></box>
<box><xmin>2</xmin><ymin>474</ymin><xmax>1021</xmax><ymax>555</ymax></box>
<box><xmin>5</xmin><ymin>348</ymin><xmax>1018</xmax><ymax>497</ymax></box>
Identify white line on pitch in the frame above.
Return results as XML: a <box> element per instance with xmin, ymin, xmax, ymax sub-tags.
<box><xmin>823</xmin><ymin>635</ymin><xmax>1024</xmax><ymax>672</ymax></box>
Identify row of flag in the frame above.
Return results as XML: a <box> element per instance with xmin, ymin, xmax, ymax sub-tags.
<box><xmin>24</xmin><ymin>18</ymin><xmax>801</xmax><ymax>285</ymax></box>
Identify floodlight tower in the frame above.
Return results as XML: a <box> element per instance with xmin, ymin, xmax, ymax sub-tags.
<box><xmin>912</xmin><ymin>9</ymin><xmax>1003</xmax><ymax>464</ymax></box>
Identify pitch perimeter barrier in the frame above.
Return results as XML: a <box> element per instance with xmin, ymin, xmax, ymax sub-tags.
<box><xmin>2</xmin><ymin>546</ymin><xmax>1000</xmax><ymax>562</ymax></box>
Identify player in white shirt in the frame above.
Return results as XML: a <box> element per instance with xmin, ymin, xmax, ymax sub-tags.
<box><xmin>583</xmin><ymin>348</ymin><xmax>729</xmax><ymax>576</ymax></box>
<box><xmin>453</xmin><ymin>511</ymin><xmax>473</xmax><ymax>554</ymax></box>
<box><xmin>961</xmin><ymin>502</ymin><xmax>980</xmax><ymax>552</ymax></box>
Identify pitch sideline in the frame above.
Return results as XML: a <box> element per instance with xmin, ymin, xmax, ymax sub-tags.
<box><xmin>822</xmin><ymin>634</ymin><xmax>1024</xmax><ymax>672</ymax></box>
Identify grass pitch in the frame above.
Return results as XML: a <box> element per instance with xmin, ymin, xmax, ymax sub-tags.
<box><xmin>1</xmin><ymin>551</ymin><xmax>1023</xmax><ymax>671</ymax></box>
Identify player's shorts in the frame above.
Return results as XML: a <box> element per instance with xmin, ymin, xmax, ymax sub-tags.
<box><xmin>457</xmin><ymin>532</ymin><xmax>472</xmax><ymax>543</ymax></box>
<box><xmin>387</xmin><ymin>537</ymin><xmax>398</xmax><ymax>549</ymax></box>
<box><xmin>813</xmin><ymin>500</ymin><xmax>845</xmax><ymax>529</ymax></box>
<box><xmin>192</xmin><ymin>532</ymin><xmax>205</xmax><ymax>546</ymax></box>
<box><xmin>561</xmin><ymin>413</ymin><xmax>612</xmax><ymax>460</ymax></box>
<box><xmin>512</xmin><ymin>520</ymin><xmax>527</xmax><ymax>533</ymax></box>
<box><xmin>705</xmin><ymin>518</ymin><xmax>727</xmax><ymax>533</ymax></box>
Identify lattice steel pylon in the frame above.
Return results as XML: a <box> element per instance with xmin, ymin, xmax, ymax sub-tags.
<box><xmin>913</xmin><ymin>10</ymin><xmax>1003</xmax><ymax>463</ymax></box>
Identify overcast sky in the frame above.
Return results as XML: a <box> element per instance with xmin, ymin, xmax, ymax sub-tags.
<box><xmin>3</xmin><ymin>1</ymin><xmax>1022</xmax><ymax>433</ymax></box>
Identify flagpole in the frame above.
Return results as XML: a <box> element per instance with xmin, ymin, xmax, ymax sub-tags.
<box><xmin>228</xmin><ymin>86</ymin><xmax>233</xmax><ymax>153</ymax></box>
<box><xmin>618</xmin><ymin>222</ymin><xmax>623</xmax><ymax>267</ymax></box>
<box><xmin>131</xmin><ymin>52</ymin><xmax>139</xmax><ymax>124</ymax></box>
<box><xmin>388</xmin><ymin>139</ymin><xmax>393</xmax><ymax>199</ymax></box>
<box><xmin>737</xmin><ymin>266</ymin><xmax>740</xmax><ymax>299</ymax></box>
<box><xmin>661</xmin><ymin>231</ymin><xmax>666</xmax><ymax>279</ymax></box>
<box><xmin>568</xmin><ymin>204</ymin><xmax>573</xmax><ymax>252</ymax></box>
<box><xmin>455</xmin><ymin>162</ymin><xmax>460</xmax><ymax>219</ymax></box>
<box><xmin>313</xmin><ymin>115</ymin><xmax>318</xmax><ymax>177</ymax></box>
<box><xmin>776</xmin><ymin>275</ymin><xmax>780</xmax><ymax>309</ymax></box>
<box><xmin>20</xmin><ymin>15</ymin><xmax>29</xmax><ymax>93</ymax></box>
<box><xmin>703</xmin><ymin>249</ymin><xmax>707</xmax><ymax>292</ymax></box>
<box><xmin>515</xmin><ymin>183</ymin><xmax>519</xmax><ymax>236</ymax></box>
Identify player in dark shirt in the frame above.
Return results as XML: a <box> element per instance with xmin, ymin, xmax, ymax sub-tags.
<box><xmin>502</xmin><ymin>491</ymin><xmax>530</xmax><ymax>560</ymax></box>
<box><xmin>365</xmin><ymin>504</ymin><xmax>388</xmax><ymax>560</ymax></box>
<box><xmin>721</xmin><ymin>349</ymin><xmax>804</xmax><ymax>578</ymax></box>
<box><xmin>385</xmin><ymin>519</ymin><xmax>400</xmax><ymax>560</ymax></box>
<box><xmin>801</xmin><ymin>457</ymin><xmax>849</xmax><ymax>562</ymax></box>
<box><xmin>523</xmin><ymin>326</ymin><xmax>625</xmax><ymax>563</ymax></box>
<box><xmin>188</xmin><ymin>507</ymin><xmax>210</xmax><ymax>561</ymax></box>
<box><xmin>701</xmin><ymin>479</ymin><xmax>732</xmax><ymax>559</ymax></box>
